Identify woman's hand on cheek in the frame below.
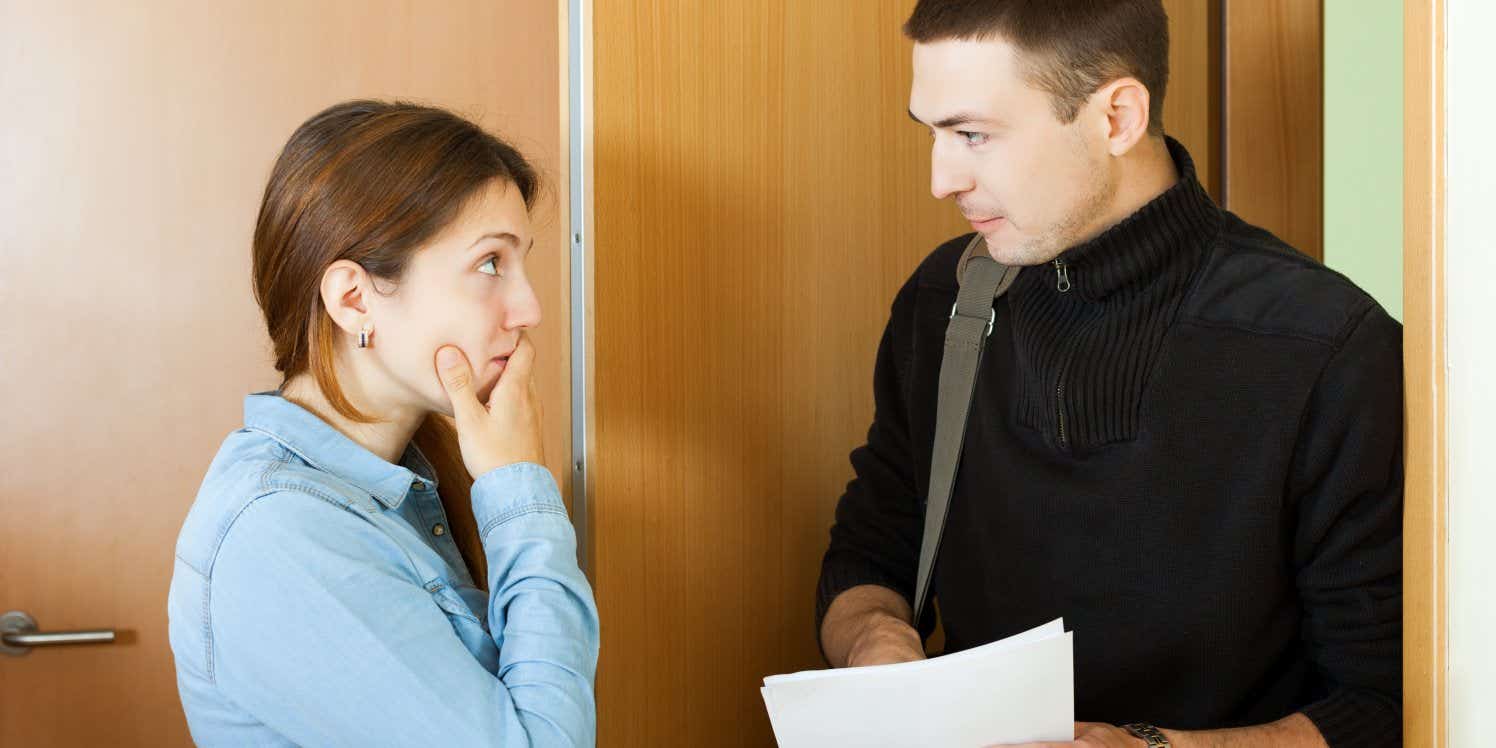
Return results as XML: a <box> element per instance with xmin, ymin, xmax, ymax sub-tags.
<box><xmin>435</xmin><ymin>335</ymin><xmax>545</xmax><ymax>478</ymax></box>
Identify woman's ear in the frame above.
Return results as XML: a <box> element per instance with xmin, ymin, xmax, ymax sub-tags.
<box><xmin>320</xmin><ymin>260</ymin><xmax>372</xmax><ymax>338</ymax></box>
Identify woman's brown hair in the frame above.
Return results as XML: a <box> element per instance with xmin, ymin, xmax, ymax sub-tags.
<box><xmin>251</xmin><ymin>100</ymin><xmax>540</xmax><ymax>587</ymax></box>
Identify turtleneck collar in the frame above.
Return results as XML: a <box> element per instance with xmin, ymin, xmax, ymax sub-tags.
<box><xmin>998</xmin><ymin>137</ymin><xmax>1223</xmax><ymax>452</ymax></box>
<box><xmin>1044</xmin><ymin>136</ymin><xmax>1220</xmax><ymax>302</ymax></box>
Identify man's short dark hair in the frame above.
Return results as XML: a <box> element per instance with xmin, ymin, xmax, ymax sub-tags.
<box><xmin>905</xmin><ymin>0</ymin><xmax>1169</xmax><ymax>135</ymax></box>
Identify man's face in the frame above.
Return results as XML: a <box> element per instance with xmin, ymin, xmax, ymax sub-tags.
<box><xmin>910</xmin><ymin>37</ymin><xmax>1116</xmax><ymax>267</ymax></box>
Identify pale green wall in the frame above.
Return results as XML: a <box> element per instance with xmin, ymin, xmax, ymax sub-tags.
<box><xmin>1323</xmin><ymin>0</ymin><xmax>1403</xmax><ymax>321</ymax></box>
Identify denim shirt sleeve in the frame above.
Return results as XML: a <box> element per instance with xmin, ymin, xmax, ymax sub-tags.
<box><xmin>210</xmin><ymin>462</ymin><xmax>599</xmax><ymax>747</ymax></box>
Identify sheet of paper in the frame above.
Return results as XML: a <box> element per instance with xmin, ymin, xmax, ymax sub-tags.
<box><xmin>761</xmin><ymin>618</ymin><xmax>1073</xmax><ymax>747</ymax></box>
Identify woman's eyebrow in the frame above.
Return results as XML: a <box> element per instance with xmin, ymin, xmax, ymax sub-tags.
<box><xmin>469</xmin><ymin>232</ymin><xmax>535</xmax><ymax>254</ymax></box>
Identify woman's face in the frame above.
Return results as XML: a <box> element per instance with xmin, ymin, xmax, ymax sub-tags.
<box><xmin>363</xmin><ymin>178</ymin><xmax>540</xmax><ymax>417</ymax></box>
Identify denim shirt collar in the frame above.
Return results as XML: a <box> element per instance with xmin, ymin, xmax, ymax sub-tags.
<box><xmin>242</xmin><ymin>392</ymin><xmax>437</xmax><ymax>509</ymax></box>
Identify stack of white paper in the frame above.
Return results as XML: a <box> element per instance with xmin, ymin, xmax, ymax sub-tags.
<box><xmin>760</xmin><ymin>618</ymin><xmax>1073</xmax><ymax>747</ymax></box>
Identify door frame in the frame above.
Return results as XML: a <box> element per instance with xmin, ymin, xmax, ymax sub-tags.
<box><xmin>561</xmin><ymin>0</ymin><xmax>597</xmax><ymax>576</ymax></box>
<box><xmin>1402</xmin><ymin>0</ymin><xmax>1446</xmax><ymax>744</ymax></box>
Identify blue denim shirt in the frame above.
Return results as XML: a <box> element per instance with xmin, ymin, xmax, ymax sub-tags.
<box><xmin>167</xmin><ymin>393</ymin><xmax>599</xmax><ymax>747</ymax></box>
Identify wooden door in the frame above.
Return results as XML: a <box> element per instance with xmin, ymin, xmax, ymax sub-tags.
<box><xmin>1224</xmin><ymin>0</ymin><xmax>1325</xmax><ymax>259</ymax></box>
<box><xmin>587</xmin><ymin>2</ymin><xmax>1219</xmax><ymax>745</ymax></box>
<box><xmin>0</xmin><ymin>3</ymin><xmax>566</xmax><ymax>744</ymax></box>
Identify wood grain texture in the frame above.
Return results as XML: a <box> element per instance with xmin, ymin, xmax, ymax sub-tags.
<box><xmin>0</xmin><ymin>3</ymin><xmax>563</xmax><ymax>744</ymax></box>
<box><xmin>1402</xmin><ymin>0</ymin><xmax>1446</xmax><ymax>743</ymax></box>
<box><xmin>589</xmin><ymin>2</ymin><xmax>1219</xmax><ymax>745</ymax></box>
<box><xmin>1161</xmin><ymin>0</ymin><xmax>1223</xmax><ymax>200</ymax></box>
<box><xmin>591</xmin><ymin>2</ymin><xmax>964</xmax><ymax>744</ymax></box>
<box><xmin>1224</xmin><ymin>0</ymin><xmax>1324</xmax><ymax>260</ymax></box>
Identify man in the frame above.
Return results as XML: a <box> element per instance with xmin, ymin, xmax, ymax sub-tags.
<box><xmin>815</xmin><ymin>2</ymin><xmax>1402</xmax><ymax>747</ymax></box>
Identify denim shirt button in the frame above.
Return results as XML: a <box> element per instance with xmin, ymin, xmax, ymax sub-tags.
<box><xmin>432</xmin><ymin>524</ymin><xmax>446</xmax><ymax>537</ymax></box>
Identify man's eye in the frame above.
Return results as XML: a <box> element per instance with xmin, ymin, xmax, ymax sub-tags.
<box><xmin>478</xmin><ymin>257</ymin><xmax>501</xmax><ymax>276</ymax></box>
<box><xmin>959</xmin><ymin>131</ymin><xmax>989</xmax><ymax>146</ymax></box>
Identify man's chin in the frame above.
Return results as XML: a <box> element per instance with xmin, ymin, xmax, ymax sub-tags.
<box><xmin>983</xmin><ymin>237</ymin><xmax>1060</xmax><ymax>268</ymax></box>
<box><xmin>982</xmin><ymin>243</ymin><xmax>1037</xmax><ymax>268</ymax></box>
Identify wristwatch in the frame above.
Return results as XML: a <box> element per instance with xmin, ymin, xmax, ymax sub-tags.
<box><xmin>1122</xmin><ymin>723</ymin><xmax>1171</xmax><ymax>748</ymax></box>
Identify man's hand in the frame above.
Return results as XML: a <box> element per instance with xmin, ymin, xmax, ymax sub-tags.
<box><xmin>992</xmin><ymin>722</ymin><xmax>1144</xmax><ymax>748</ymax></box>
<box><xmin>992</xmin><ymin>713</ymin><xmax>1327</xmax><ymax>748</ymax></box>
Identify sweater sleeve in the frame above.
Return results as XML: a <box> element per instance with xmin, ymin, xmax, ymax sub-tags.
<box><xmin>1289</xmin><ymin>306</ymin><xmax>1403</xmax><ymax>747</ymax></box>
<box><xmin>815</xmin><ymin>276</ymin><xmax>934</xmax><ymax>643</ymax></box>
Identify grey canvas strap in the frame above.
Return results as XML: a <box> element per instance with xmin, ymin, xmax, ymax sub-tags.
<box><xmin>911</xmin><ymin>236</ymin><xmax>1020</xmax><ymax>625</ymax></box>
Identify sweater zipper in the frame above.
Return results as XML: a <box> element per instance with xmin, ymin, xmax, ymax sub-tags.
<box><xmin>1052</xmin><ymin>260</ymin><xmax>1086</xmax><ymax>451</ymax></box>
<box><xmin>1055</xmin><ymin>375</ymin><xmax>1068</xmax><ymax>450</ymax></box>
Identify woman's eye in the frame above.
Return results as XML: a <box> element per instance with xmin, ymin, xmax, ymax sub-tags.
<box><xmin>478</xmin><ymin>257</ymin><xmax>501</xmax><ymax>276</ymax></box>
<box><xmin>959</xmin><ymin>131</ymin><xmax>989</xmax><ymax>146</ymax></box>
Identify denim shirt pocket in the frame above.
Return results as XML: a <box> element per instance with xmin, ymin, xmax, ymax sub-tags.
<box><xmin>426</xmin><ymin>581</ymin><xmax>500</xmax><ymax>672</ymax></box>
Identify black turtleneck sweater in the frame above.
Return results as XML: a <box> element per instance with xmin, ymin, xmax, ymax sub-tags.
<box><xmin>817</xmin><ymin>139</ymin><xmax>1402</xmax><ymax>747</ymax></box>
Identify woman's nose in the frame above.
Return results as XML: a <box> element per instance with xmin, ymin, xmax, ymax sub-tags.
<box><xmin>504</xmin><ymin>279</ymin><xmax>542</xmax><ymax>330</ymax></box>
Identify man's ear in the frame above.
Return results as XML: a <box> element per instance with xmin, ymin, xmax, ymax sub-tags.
<box><xmin>1091</xmin><ymin>76</ymin><xmax>1153</xmax><ymax>156</ymax></box>
<box><xmin>320</xmin><ymin>259</ymin><xmax>372</xmax><ymax>338</ymax></box>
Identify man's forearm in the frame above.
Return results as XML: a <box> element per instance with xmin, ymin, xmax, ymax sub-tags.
<box><xmin>819</xmin><ymin>584</ymin><xmax>923</xmax><ymax>668</ymax></box>
<box><xmin>1161</xmin><ymin>713</ymin><xmax>1326</xmax><ymax>748</ymax></box>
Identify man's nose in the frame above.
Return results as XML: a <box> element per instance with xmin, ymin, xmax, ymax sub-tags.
<box><xmin>930</xmin><ymin>141</ymin><xmax>975</xmax><ymax>201</ymax></box>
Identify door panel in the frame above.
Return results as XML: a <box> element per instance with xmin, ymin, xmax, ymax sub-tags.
<box><xmin>1224</xmin><ymin>0</ymin><xmax>1325</xmax><ymax>259</ymax></box>
<box><xmin>0</xmin><ymin>3</ymin><xmax>565</xmax><ymax>744</ymax></box>
<box><xmin>1163</xmin><ymin>0</ymin><xmax>1223</xmax><ymax>198</ymax></box>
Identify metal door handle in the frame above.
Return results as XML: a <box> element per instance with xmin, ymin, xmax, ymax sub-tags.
<box><xmin>1</xmin><ymin>611</ymin><xmax>115</xmax><ymax>656</ymax></box>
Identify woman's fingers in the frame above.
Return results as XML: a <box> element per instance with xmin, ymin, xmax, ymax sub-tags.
<box><xmin>435</xmin><ymin>338</ymin><xmax>546</xmax><ymax>476</ymax></box>
<box><xmin>436</xmin><ymin>346</ymin><xmax>484</xmax><ymax>425</ymax></box>
<box><xmin>495</xmin><ymin>333</ymin><xmax>536</xmax><ymax>398</ymax></box>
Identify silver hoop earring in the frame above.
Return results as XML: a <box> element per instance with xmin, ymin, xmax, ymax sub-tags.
<box><xmin>358</xmin><ymin>323</ymin><xmax>373</xmax><ymax>349</ymax></box>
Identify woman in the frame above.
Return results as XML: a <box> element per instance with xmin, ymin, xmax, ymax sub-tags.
<box><xmin>167</xmin><ymin>100</ymin><xmax>598</xmax><ymax>747</ymax></box>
